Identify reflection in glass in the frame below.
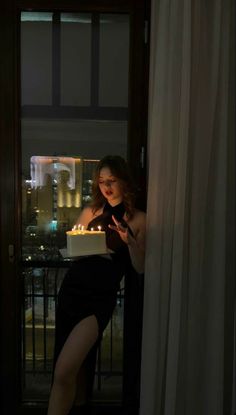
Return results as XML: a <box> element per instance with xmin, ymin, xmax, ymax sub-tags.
<box><xmin>61</xmin><ymin>13</ymin><xmax>92</xmax><ymax>106</ymax></box>
<box><xmin>21</xmin><ymin>12</ymin><xmax>53</xmax><ymax>105</ymax></box>
<box><xmin>99</xmin><ymin>14</ymin><xmax>129</xmax><ymax>107</ymax></box>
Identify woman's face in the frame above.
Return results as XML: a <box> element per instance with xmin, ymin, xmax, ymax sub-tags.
<box><xmin>98</xmin><ymin>167</ymin><xmax>123</xmax><ymax>205</ymax></box>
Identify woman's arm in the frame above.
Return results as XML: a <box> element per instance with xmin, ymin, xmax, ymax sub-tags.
<box><xmin>109</xmin><ymin>211</ymin><xmax>146</xmax><ymax>274</ymax></box>
<box><xmin>127</xmin><ymin>214</ymin><xmax>146</xmax><ymax>274</ymax></box>
<box><xmin>75</xmin><ymin>206</ymin><xmax>94</xmax><ymax>229</ymax></box>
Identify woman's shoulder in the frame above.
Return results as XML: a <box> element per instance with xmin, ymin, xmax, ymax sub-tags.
<box><xmin>126</xmin><ymin>208</ymin><xmax>146</xmax><ymax>229</ymax></box>
<box><xmin>133</xmin><ymin>208</ymin><xmax>146</xmax><ymax>222</ymax></box>
<box><xmin>82</xmin><ymin>205</ymin><xmax>93</xmax><ymax>214</ymax></box>
<box><xmin>76</xmin><ymin>204</ymin><xmax>103</xmax><ymax>225</ymax></box>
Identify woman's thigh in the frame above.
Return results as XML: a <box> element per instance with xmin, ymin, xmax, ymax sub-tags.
<box><xmin>54</xmin><ymin>314</ymin><xmax>99</xmax><ymax>382</ymax></box>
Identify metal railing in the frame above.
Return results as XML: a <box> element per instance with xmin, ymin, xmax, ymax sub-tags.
<box><xmin>21</xmin><ymin>265</ymin><xmax>124</xmax><ymax>402</ymax></box>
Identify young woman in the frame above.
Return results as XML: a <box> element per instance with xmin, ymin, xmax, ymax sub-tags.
<box><xmin>47</xmin><ymin>155</ymin><xmax>146</xmax><ymax>415</ymax></box>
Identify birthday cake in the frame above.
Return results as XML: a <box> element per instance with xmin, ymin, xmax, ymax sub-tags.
<box><xmin>66</xmin><ymin>227</ymin><xmax>107</xmax><ymax>257</ymax></box>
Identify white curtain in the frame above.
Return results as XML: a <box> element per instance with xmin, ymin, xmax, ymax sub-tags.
<box><xmin>140</xmin><ymin>0</ymin><xmax>235</xmax><ymax>414</ymax></box>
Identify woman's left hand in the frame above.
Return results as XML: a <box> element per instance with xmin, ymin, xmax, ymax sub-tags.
<box><xmin>108</xmin><ymin>215</ymin><xmax>132</xmax><ymax>245</ymax></box>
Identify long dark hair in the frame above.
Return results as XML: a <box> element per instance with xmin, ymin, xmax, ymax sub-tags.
<box><xmin>90</xmin><ymin>155</ymin><xmax>136</xmax><ymax>219</ymax></box>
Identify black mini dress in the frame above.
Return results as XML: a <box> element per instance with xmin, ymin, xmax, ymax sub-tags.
<box><xmin>53</xmin><ymin>201</ymin><xmax>133</xmax><ymax>363</ymax></box>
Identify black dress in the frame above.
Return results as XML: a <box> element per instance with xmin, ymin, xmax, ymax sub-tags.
<box><xmin>53</xmin><ymin>201</ymin><xmax>133</xmax><ymax>365</ymax></box>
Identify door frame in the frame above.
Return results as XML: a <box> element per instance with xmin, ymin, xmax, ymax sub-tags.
<box><xmin>0</xmin><ymin>1</ymin><xmax>150</xmax><ymax>413</ymax></box>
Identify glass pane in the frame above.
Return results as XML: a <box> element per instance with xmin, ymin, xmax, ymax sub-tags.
<box><xmin>20</xmin><ymin>10</ymin><xmax>129</xmax><ymax>404</ymax></box>
<box><xmin>21</xmin><ymin>12</ymin><xmax>53</xmax><ymax>105</ymax></box>
<box><xmin>22</xmin><ymin>156</ymin><xmax>85</xmax><ymax>262</ymax></box>
<box><xmin>22</xmin><ymin>267</ymin><xmax>69</xmax><ymax>400</ymax></box>
<box><xmin>21</xmin><ymin>119</ymin><xmax>127</xmax><ymax>164</ymax></box>
<box><xmin>61</xmin><ymin>13</ymin><xmax>91</xmax><ymax>106</ymax></box>
<box><xmin>99</xmin><ymin>14</ymin><xmax>129</xmax><ymax>107</ymax></box>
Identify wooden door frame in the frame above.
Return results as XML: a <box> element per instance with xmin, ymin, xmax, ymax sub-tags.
<box><xmin>0</xmin><ymin>1</ymin><xmax>150</xmax><ymax>413</ymax></box>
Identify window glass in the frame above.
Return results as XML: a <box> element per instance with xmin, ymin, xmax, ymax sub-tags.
<box><xmin>20</xmin><ymin>10</ymin><xmax>129</xmax><ymax>403</ymax></box>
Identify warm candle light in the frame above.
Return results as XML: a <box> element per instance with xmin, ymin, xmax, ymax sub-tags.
<box><xmin>66</xmin><ymin>223</ymin><xmax>107</xmax><ymax>256</ymax></box>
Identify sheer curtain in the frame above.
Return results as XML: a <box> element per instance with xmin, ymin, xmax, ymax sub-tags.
<box><xmin>140</xmin><ymin>1</ymin><xmax>235</xmax><ymax>415</ymax></box>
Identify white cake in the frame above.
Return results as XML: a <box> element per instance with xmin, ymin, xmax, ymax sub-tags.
<box><xmin>66</xmin><ymin>229</ymin><xmax>107</xmax><ymax>257</ymax></box>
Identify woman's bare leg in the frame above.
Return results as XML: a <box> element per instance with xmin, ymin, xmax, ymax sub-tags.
<box><xmin>47</xmin><ymin>315</ymin><xmax>99</xmax><ymax>415</ymax></box>
<box><xmin>74</xmin><ymin>365</ymin><xmax>88</xmax><ymax>407</ymax></box>
<box><xmin>74</xmin><ymin>342</ymin><xmax>98</xmax><ymax>407</ymax></box>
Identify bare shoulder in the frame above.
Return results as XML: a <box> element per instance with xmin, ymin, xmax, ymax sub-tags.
<box><xmin>80</xmin><ymin>205</ymin><xmax>93</xmax><ymax>216</ymax></box>
<box><xmin>132</xmin><ymin>209</ymin><xmax>146</xmax><ymax>226</ymax></box>
<box><xmin>76</xmin><ymin>205</ymin><xmax>95</xmax><ymax>226</ymax></box>
<box><xmin>126</xmin><ymin>209</ymin><xmax>146</xmax><ymax>236</ymax></box>
<box><xmin>134</xmin><ymin>208</ymin><xmax>146</xmax><ymax>219</ymax></box>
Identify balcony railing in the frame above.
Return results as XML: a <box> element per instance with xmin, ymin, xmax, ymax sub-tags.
<box><xmin>21</xmin><ymin>265</ymin><xmax>124</xmax><ymax>403</ymax></box>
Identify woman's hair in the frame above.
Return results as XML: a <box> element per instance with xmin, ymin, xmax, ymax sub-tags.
<box><xmin>90</xmin><ymin>155</ymin><xmax>136</xmax><ymax>219</ymax></box>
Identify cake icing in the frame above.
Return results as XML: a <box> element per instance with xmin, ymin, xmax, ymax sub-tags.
<box><xmin>66</xmin><ymin>229</ymin><xmax>107</xmax><ymax>257</ymax></box>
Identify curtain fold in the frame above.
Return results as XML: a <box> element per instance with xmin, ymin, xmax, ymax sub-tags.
<box><xmin>140</xmin><ymin>0</ymin><xmax>235</xmax><ymax>414</ymax></box>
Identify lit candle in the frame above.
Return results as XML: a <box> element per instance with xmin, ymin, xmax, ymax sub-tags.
<box><xmin>91</xmin><ymin>227</ymin><xmax>94</xmax><ymax>231</ymax></box>
<box><xmin>98</xmin><ymin>225</ymin><xmax>101</xmax><ymax>232</ymax></box>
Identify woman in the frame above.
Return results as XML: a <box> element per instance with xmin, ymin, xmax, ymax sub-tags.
<box><xmin>47</xmin><ymin>155</ymin><xmax>146</xmax><ymax>415</ymax></box>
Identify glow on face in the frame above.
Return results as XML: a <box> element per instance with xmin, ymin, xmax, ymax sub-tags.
<box><xmin>98</xmin><ymin>167</ymin><xmax>123</xmax><ymax>204</ymax></box>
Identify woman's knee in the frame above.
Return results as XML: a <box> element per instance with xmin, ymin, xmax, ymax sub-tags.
<box><xmin>53</xmin><ymin>360</ymin><xmax>76</xmax><ymax>388</ymax></box>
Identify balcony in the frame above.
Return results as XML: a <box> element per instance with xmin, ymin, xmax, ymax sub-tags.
<box><xmin>22</xmin><ymin>266</ymin><xmax>125</xmax><ymax>404</ymax></box>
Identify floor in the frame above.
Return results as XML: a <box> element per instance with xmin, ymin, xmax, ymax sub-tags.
<box><xmin>69</xmin><ymin>404</ymin><xmax>138</xmax><ymax>415</ymax></box>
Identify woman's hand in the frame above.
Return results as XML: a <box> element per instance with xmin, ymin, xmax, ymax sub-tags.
<box><xmin>108</xmin><ymin>215</ymin><xmax>133</xmax><ymax>245</ymax></box>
